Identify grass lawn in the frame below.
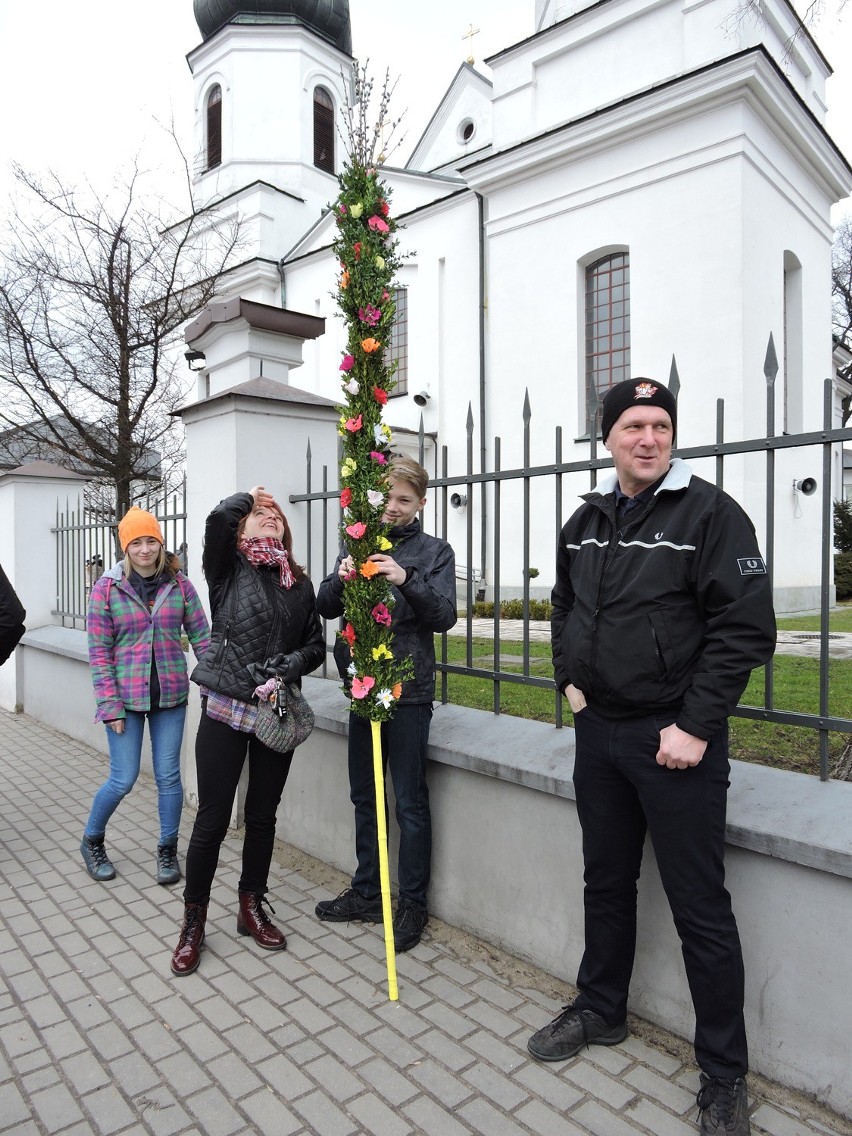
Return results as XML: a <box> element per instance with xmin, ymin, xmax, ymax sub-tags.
<box><xmin>436</xmin><ymin>605</ymin><xmax>852</xmax><ymax>776</ymax></box>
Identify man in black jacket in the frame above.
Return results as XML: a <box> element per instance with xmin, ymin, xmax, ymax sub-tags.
<box><xmin>315</xmin><ymin>455</ymin><xmax>457</xmax><ymax>952</ymax></box>
<box><xmin>527</xmin><ymin>379</ymin><xmax>775</xmax><ymax>1136</ymax></box>
<box><xmin>0</xmin><ymin>564</ymin><xmax>26</xmax><ymax>666</ymax></box>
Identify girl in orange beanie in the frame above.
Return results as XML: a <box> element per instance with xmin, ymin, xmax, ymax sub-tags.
<box><xmin>82</xmin><ymin>508</ymin><xmax>210</xmax><ymax>886</ymax></box>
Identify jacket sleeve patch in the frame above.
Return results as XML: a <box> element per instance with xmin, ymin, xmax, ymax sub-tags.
<box><xmin>737</xmin><ymin>557</ymin><xmax>767</xmax><ymax>575</ymax></box>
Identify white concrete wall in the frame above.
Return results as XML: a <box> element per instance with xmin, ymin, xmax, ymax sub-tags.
<box><xmin>17</xmin><ymin>639</ymin><xmax>852</xmax><ymax>1119</ymax></box>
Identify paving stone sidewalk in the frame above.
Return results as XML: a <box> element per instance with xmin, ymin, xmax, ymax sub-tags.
<box><xmin>1</xmin><ymin>710</ymin><xmax>849</xmax><ymax>1136</ymax></box>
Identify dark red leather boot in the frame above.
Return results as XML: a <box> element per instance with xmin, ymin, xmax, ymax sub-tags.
<box><xmin>237</xmin><ymin>892</ymin><xmax>287</xmax><ymax>950</ymax></box>
<box><xmin>171</xmin><ymin>902</ymin><xmax>207</xmax><ymax>976</ymax></box>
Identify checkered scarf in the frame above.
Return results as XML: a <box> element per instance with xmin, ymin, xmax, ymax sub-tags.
<box><xmin>237</xmin><ymin>536</ymin><xmax>295</xmax><ymax>589</ymax></box>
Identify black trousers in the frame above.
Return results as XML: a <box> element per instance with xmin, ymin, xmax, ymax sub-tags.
<box><xmin>571</xmin><ymin>706</ymin><xmax>747</xmax><ymax>1078</ymax></box>
<box><xmin>183</xmin><ymin>712</ymin><xmax>293</xmax><ymax>904</ymax></box>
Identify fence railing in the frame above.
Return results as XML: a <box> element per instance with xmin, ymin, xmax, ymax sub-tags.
<box><xmin>53</xmin><ymin>481</ymin><xmax>187</xmax><ymax>630</ymax></box>
<box><xmin>292</xmin><ymin>336</ymin><xmax>852</xmax><ymax>782</ymax></box>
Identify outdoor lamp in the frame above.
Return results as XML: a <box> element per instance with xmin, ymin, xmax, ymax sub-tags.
<box><xmin>185</xmin><ymin>349</ymin><xmax>206</xmax><ymax>372</ymax></box>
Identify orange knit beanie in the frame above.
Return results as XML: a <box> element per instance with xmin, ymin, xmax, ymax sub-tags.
<box><xmin>117</xmin><ymin>507</ymin><xmax>164</xmax><ymax>552</ymax></box>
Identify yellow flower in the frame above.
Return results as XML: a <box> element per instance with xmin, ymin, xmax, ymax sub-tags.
<box><xmin>372</xmin><ymin>644</ymin><xmax>393</xmax><ymax>661</ymax></box>
<box><xmin>341</xmin><ymin>459</ymin><xmax>357</xmax><ymax>478</ymax></box>
<box><xmin>374</xmin><ymin>256</ymin><xmax>385</xmax><ymax>269</ymax></box>
<box><xmin>377</xmin><ymin>536</ymin><xmax>392</xmax><ymax>551</ymax></box>
<box><xmin>350</xmin><ymin>202</ymin><xmax>364</xmax><ymax>219</ymax></box>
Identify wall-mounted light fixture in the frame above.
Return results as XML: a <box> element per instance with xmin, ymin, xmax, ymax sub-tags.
<box><xmin>450</xmin><ymin>492</ymin><xmax>468</xmax><ymax>510</ymax></box>
<box><xmin>413</xmin><ymin>390</ymin><xmax>430</xmax><ymax>406</ymax></box>
<box><xmin>793</xmin><ymin>478</ymin><xmax>817</xmax><ymax>496</ymax></box>
<box><xmin>185</xmin><ymin>349</ymin><xmax>206</xmax><ymax>372</ymax></box>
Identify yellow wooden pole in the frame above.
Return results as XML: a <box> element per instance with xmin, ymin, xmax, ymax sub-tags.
<box><xmin>371</xmin><ymin>719</ymin><xmax>398</xmax><ymax>1000</ymax></box>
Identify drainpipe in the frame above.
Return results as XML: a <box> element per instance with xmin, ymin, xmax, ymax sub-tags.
<box><xmin>475</xmin><ymin>191</ymin><xmax>488</xmax><ymax>599</ymax></box>
<box><xmin>277</xmin><ymin>257</ymin><xmax>287</xmax><ymax>308</ymax></box>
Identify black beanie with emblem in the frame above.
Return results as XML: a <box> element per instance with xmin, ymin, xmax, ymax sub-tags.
<box><xmin>601</xmin><ymin>378</ymin><xmax>677</xmax><ymax>443</ymax></box>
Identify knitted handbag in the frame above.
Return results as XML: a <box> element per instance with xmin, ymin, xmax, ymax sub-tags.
<box><xmin>253</xmin><ymin>677</ymin><xmax>315</xmax><ymax>753</ymax></box>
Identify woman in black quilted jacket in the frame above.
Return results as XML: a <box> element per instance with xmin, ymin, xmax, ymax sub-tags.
<box><xmin>170</xmin><ymin>486</ymin><xmax>324</xmax><ymax>976</ymax></box>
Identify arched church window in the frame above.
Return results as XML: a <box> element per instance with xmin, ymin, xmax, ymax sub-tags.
<box><xmin>585</xmin><ymin>251</ymin><xmax>630</xmax><ymax>423</ymax></box>
<box><xmin>206</xmin><ymin>85</ymin><xmax>222</xmax><ymax>171</ymax></box>
<box><xmin>314</xmin><ymin>86</ymin><xmax>335</xmax><ymax>174</ymax></box>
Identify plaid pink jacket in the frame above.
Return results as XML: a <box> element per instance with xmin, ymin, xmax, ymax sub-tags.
<box><xmin>87</xmin><ymin>565</ymin><xmax>210</xmax><ymax>722</ymax></box>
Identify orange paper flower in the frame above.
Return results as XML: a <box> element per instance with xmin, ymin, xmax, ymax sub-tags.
<box><xmin>359</xmin><ymin>559</ymin><xmax>380</xmax><ymax>578</ymax></box>
<box><xmin>391</xmin><ymin>683</ymin><xmax>403</xmax><ymax>699</ymax></box>
<box><xmin>361</xmin><ymin>337</ymin><xmax>381</xmax><ymax>353</ymax></box>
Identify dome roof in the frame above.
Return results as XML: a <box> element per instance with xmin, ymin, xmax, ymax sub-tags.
<box><xmin>193</xmin><ymin>0</ymin><xmax>352</xmax><ymax>54</ymax></box>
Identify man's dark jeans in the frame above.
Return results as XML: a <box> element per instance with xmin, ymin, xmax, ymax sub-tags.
<box><xmin>348</xmin><ymin>703</ymin><xmax>433</xmax><ymax>908</ymax></box>
<box><xmin>571</xmin><ymin>705</ymin><xmax>747</xmax><ymax>1079</ymax></box>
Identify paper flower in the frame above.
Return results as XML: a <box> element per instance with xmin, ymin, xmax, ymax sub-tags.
<box><xmin>369</xmin><ymin>451</ymin><xmax>387</xmax><ymax>464</ymax></box>
<box><xmin>371</xmin><ymin>603</ymin><xmax>392</xmax><ymax>626</ymax></box>
<box><xmin>344</xmin><ymin>414</ymin><xmax>363</xmax><ymax>433</ymax></box>
<box><xmin>347</xmin><ymin>662</ymin><xmax>357</xmax><ymax>676</ymax></box>
<box><xmin>341</xmin><ymin>458</ymin><xmax>357</xmax><ymax>478</ymax></box>
<box><xmin>360</xmin><ymin>559</ymin><xmax>380</xmax><ymax>578</ymax></box>
<box><xmin>353</xmin><ymin>241</ymin><xmax>362</xmax><ymax>260</ymax></box>
<box><xmin>349</xmin><ymin>202</ymin><xmax>364</xmax><ymax>219</ymax></box>
<box><xmin>377</xmin><ymin>536</ymin><xmax>393</xmax><ymax>551</ymax></box>
<box><xmin>358</xmin><ymin>305</ymin><xmax>382</xmax><ymax>327</ymax></box>
<box><xmin>374</xmin><ymin>256</ymin><xmax>386</xmax><ymax>270</ymax></box>
<box><xmin>376</xmin><ymin>688</ymin><xmax>393</xmax><ymax>709</ymax></box>
<box><xmin>392</xmin><ymin>683</ymin><xmax>403</xmax><ymax>699</ymax></box>
<box><xmin>373</xmin><ymin>386</ymin><xmax>388</xmax><ymax>405</ymax></box>
<box><xmin>339</xmin><ymin>354</ymin><xmax>355</xmax><ymax>371</ymax></box>
<box><xmin>367</xmin><ymin>489</ymin><xmax>385</xmax><ymax>508</ymax></box>
<box><xmin>342</xmin><ymin>622</ymin><xmax>357</xmax><ymax>647</ymax></box>
<box><xmin>340</xmin><ymin>270</ymin><xmax>350</xmax><ymax>290</ymax></box>
<box><xmin>345</xmin><ymin>521</ymin><xmax>367</xmax><ymax>539</ymax></box>
<box><xmin>368</xmin><ymin>216</ymin><xmax>390</xmax><ymax>234</ymax></box>
<box><xmin>378</xmin><ymin>200</ymin><xmax>389</xmax><ymax>216</ymax></box>
<box><xmin>361</xmin><ymin>337</ymin><xmax>381</xmax><ymax>353</ymax></box>
<box><xmin>343</xmin><ymin>378</ymin><xmax>359</xmax><ymax>396</ymax></box>
<box><xmin>338</xmin><ymin>204</ymin><xmax>347</xmax><ymax>214</ymax></box>
<box><xmin>372</xmin><ymin>644</ymin><xmax>393</xmax><ymax>662</ymax></box>
<box><xmin>340</xmin><ymin>488</ymin><xmax>352</xmax><ymax>508</ymax></box>
<box><xmin>352</xmin><ymin>675</ymin><xmax>375</xmax><ymax>699</ymax></box>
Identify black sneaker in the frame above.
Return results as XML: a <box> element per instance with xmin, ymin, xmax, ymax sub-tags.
<box><xmin>156</xmin><ymin>843</ymin><xmax>181</xmax><ymax>886</ymax></box>
<box><xmin>393</xmin><ymin>898</ymin><xmax>428</xmax><ymax>952</ymax></box>
<box><xmin>80</xmin><ymin>837</ymin><xmax>116</xmax><ymax>882</ymax></box>
<box><xmin>315</xmin><ymin>887</ymin><xmax>383</xmax><ymax>923</ymax></box>
<box><xmin>697</xmin><ymin>1074</ymin><xmax>750</xmax><ymax>1135</ymax></box>
<box><xmin>527</xmin><ymin>1005</ymin><xmax>628</xmax><ymax>1061</ymax></box>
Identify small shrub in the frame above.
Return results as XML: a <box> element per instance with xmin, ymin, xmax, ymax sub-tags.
<box><xmin>467</xmin><ymin>599</ymin><xmax>553</xmax><ymax>621</ymax></box>
<box><xmin>835</xmin><ymin>552</ymin><xmax>852</xmax><ymax>600</ymax></box>
<box><xmin>835</xmin><ymin>499</ymin><xmax>852</xmax><ymax>554</ymax></box>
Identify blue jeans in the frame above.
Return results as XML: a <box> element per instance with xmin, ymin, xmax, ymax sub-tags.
<box><xmin>571</xmin><ymin>705</ymin><xmax>747</xmax><ymax>1078</ymax></box>
<box><xmin>348</xmin><ymin>703</ymin><xmax>433</xmax><ymax>908</ymax></box>
<box><xmin>85</xmin><ymin>705</ymin><xmax>187</xmax><ymax>846</ymax></box>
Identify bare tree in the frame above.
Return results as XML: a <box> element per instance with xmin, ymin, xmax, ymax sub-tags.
<box><xmin>833</xmin><ymin>215</ymin><xmax>852</xmax><ymax>426</ymax></box>
<box><xmin>0</xmin><ymin>153</ymin><xmax>240</xmax><ymax>517</ymax></box>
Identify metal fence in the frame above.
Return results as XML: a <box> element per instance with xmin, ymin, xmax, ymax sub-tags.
<box><xmin>53</xmin><ymin>481</ymin><xmax>187</xmax><ymax>630</ymax></box>
<box><xmin>292</xmin><ymin>336</ymin><xmax>852</xmax><ymax>782</ymax></box>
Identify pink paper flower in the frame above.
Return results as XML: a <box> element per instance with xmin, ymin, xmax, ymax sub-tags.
<box><xmin>368</xmin><ymin>216</ymin><xmax>390</xmax><ymax>234</ymax></box>
<box><xmin>371</xmin><ymin>603</ymin><xmax>392</xmax><ymax>627</ymax></box>
<box><xmin>339</xmin><ymin>354</ymin><xmax>355</xmax><ymax>372</ymax></box>
<box><xmin>345</xmin><ymin>521</ymin><xmax>367</xmax><ymax>539</ymax></box>
<box><xmin>369</xmin><ymin>451</ymin><xmax>387</xmax><ymax>464</ymax></box>
<box><xmin>358</xmin><ymin>304</ymin><xmax>381</xmax><ymax>327</ymax></box>
<box><xmin>351</xmin><ymin>675</ymin><xmax>376</xmax><ymax>699</ymax></box>
<box><xmin>344</xmin><ymin>414</ymin><xmax>363</xmax><ymax>433</ymax></box>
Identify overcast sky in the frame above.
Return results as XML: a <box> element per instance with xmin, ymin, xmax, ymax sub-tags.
<box><xmin>0</xmin><ymin>0</ymin><xmax>849</xmax><ymax>216</ymax></box>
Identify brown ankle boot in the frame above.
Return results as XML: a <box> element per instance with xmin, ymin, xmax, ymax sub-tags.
<box><xmin>171</xmin><ymin>902</ymin><xmax>207</xmax><ymax>976</ymax></box>
<box><xmin>237</xmin><ymin>892</ymin><xmax>287</xmax><ymax>951</ymax></box>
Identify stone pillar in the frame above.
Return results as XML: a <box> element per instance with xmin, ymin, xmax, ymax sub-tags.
<box><xmin>0</xmin><ymin>461</ymin><xmax>88</xmax><ymax>711</ymax></box>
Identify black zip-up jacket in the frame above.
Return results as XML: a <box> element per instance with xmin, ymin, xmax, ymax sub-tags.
<box><xmin>317</xmin><ymin>519</ymin><xmax>457</xmax><ymax>705</ymax></box>
<box><xmin>552</xmin><ymin>460</ymin><xmax>776</xmax><ymax>740</ymax></box>
<box><xmin>0</xmin><ymin>563</ymin><xmax>25</xmax><ymax>666</ymax></box>
<box><xmin>191</xmin><ymin>493</ymin><xmax>324</xmax><ymax>702</ymax></box>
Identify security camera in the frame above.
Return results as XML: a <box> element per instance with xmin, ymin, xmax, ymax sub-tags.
<box><xmin>413</xmin><ymin>390</ymin><xmax>430</xmax><ymax>406</ymax></box>
<box><xmin>450</xmin><ymin>492</ymin><xmax>467</xmax><ymax>509</ymax></box>
<box><xmin>793</xmin><ymin>478</ymin><xmax>817</xmax><ymax>496</ymax></box>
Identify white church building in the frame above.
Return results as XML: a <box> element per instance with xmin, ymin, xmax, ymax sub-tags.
<box><xmin>180</xmin><ymin>0</ymin><xmax>852</xmax><ymax>611</ymax></box>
